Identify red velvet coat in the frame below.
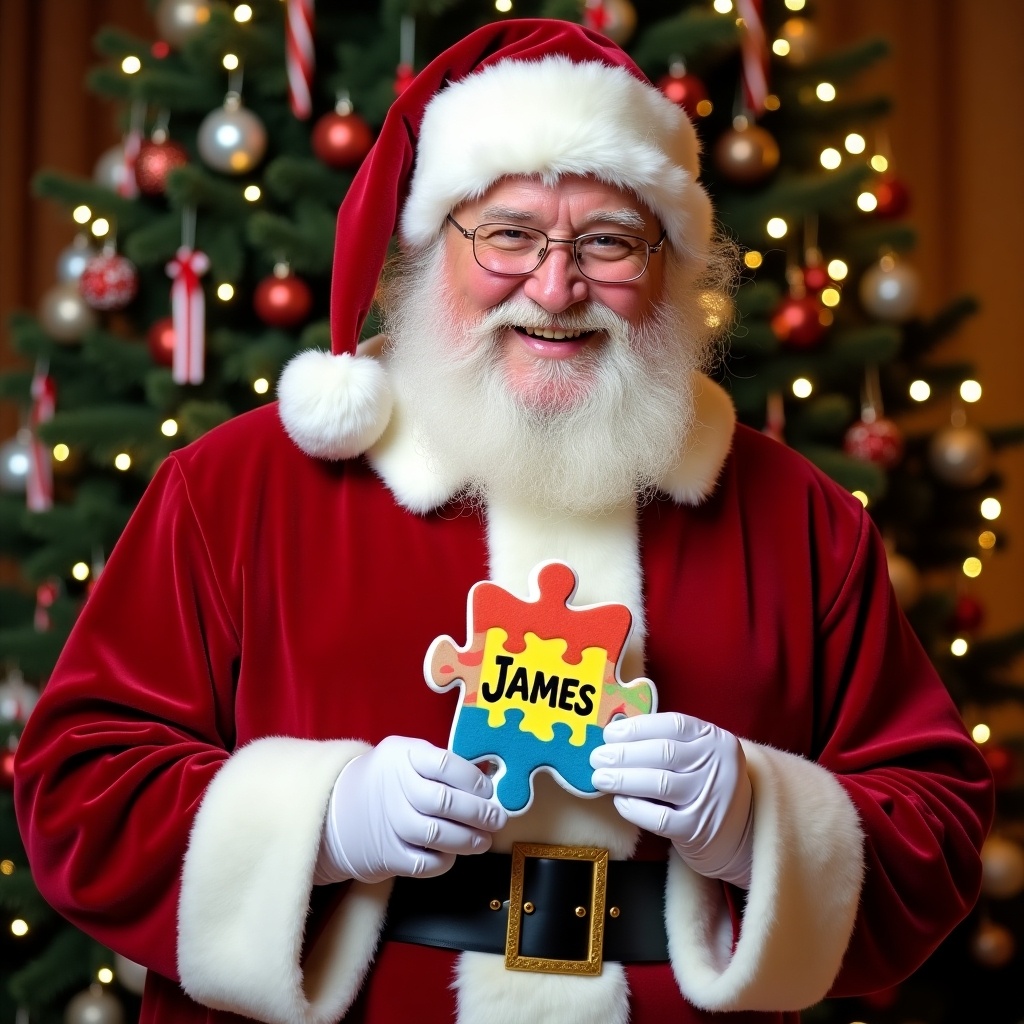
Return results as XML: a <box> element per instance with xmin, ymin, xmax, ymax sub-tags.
<box><xmin>15</xmin><ymin>377</ymin><xmax>992</xmax><ymax>1024</ymax></box>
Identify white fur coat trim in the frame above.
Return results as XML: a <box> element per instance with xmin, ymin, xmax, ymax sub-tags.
<box><xmin>665</xmin><ymin>741</ymin><xmax>865</xmax><ymax>1011</ymax></box>
<box><xmin>178</xmin><ymin>736</ymin><xmax>392</xmax><ymax>1024</ymax></box>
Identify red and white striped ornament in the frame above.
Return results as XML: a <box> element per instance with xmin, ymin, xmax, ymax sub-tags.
<box><xmin>80</xmin><ymin>250</ymin><xmax>139</xmax><ymax>311</ymax></box>
<box><xmin>166</xmin><ymin>246</ymin><xmax>209</xmax><ymax>385</ymax></box>
<box><xmin>286</xmin><ymin>0</ymin><xmax>315</xmax><ymax>119</ymax></box>
<box><xmin>735</xmin><ymin>0</ymin><xmax>769</xmax><ymax>117</ymax></box>
<box><xmin>27</xmin><ymin>363</ymin><xmax>56</xmax><ymax>512</ymax></box>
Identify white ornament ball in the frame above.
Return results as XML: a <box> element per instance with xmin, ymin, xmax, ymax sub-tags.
<box><xmin>93</xmin><ymin>143</ymin><xmax>131</xmax><ymax>193</ymax></box>
<box><xmin>859</xmin><ymin>256</ymin><xmax>920</xmax><ymax>322</ymax></box>
<box><xmin>197</xmin><ymin>99</ymin><xmax>267</xmax><ymax>174</ymax></box>
<box><xmin>64</xmin><ymin>986</ymin><xmax>124</xmax><ymax>1024</ymax></box>
<box><xmin>0</xmin><ymin>429</ymin><xmax>32</xmax><ymax>493</ymax></box>
<box><xmin>57</xmin><ymin>235</ymin><xmax>98</xmax><ymax>283</ymax></box>
<box><xmin>981</xmin><ymin>835</ymin><xmax>1024</xmax><ymax>899</ymax></box>
<box><xmin>886</xmin><ymin>550</ymin><xmax>921</xmax><ymax>610</ymax></box>
<box><xmin>928</xmin><ymin>424</ymin><xmax>993</xmax><ymax>488</ymax></box>
<box><xmin>39</xmin><ymin>280</ymin><xmax>99</xmax><ymax>342</ymax></box>
<box><xmin>0</xmin><ymin>668</ymin><xmax>40</xmax><ymax>724</ymax></box>
<box><xmin>155</xmin><ymin>0</ymin><xmax>215</xmax><ymax>47</ymax></box>
<box><xmin>112</xmin><ymin>953</ymin><xmax>148</xmax><ymax>996</ymax></box>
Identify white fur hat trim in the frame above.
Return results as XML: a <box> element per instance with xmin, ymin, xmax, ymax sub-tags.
<box><xmin>278</xmin><ymin>349</ymin><xmax>393</xmax><ymax>460</ymax></box>
<box><xmin>401</xmin><ymin>55</ymin><xmax>713</xmax><ymax>265</ymax></box>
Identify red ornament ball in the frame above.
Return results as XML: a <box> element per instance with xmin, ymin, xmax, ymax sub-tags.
<box><xmin>79</xmin><ymin>252</ymin><xmax>139</xmax><ymax>311</ymax></box>
<box><xmin>770</xmin><ymin>294</ymin><xmax>826</xmax><ymax>347</ymax></box>
<box><xmin>312</xmin><ymin>110</ymin><xmax>374</xmax><ymax>169</ymax></box>
<box><xmin>147</xmin><ymin>317</ymin><xmax>176</xmax><ymax>367</ymax></box>
<box><xmin>135</xmin><ymin>137</ymin><xmax>189</xmax><ymax>196</ymax></box>
<box><xmin>873</xmin><ymin>174</ymin><xmax>911</xmax><ymax>219</ymax></box>
<box><xmin>802</xmin><ymin>264</ymin><xmax>830</xmax><ymax>294</ymax></box>
<box><xmin>948</xmin><ymin>593</ymin><xmax>985</xmax><ymax>633</ymax></box>
<box><xmin>843</xmin><ymin>416</ymin><xmax>904</xmax><ymax>469</ymax></box>
<box><xmin>983</xmin><ymin>745</ymin><xmax>1017</xmax><ymax>789</ymax></box>
<box><xmin>656</xmin><ymin>70</ymin><xmax>708</xmax><ymax>120</ymax></box>
<box><xmin>254</xmin><ymin>272</ymin><xmax>313</xmax><ymax>328</ymax></box>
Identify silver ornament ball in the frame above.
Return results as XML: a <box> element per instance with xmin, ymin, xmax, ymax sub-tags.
<box><xmin>0</xmin><ymin>667</ymin><xmax>40</xmax><ymax>723</ymax></box>
<box><xmin>155</xmin><ymin>0</ymin><xmax>215</xmax><ymax>47</ymax></box>
<box><xmin>39</xmin><ymin>281</ymin><xmax>98</xmax><ymax>342</ymax></box>
<box><xmin>113</xmin><ymin>953</ymin><xmax>148</xmax><ymax>996</ymax></box>
<box><xmin>928</xmin><ymin>424</ymin><xmax>993</xmax><ymax>488</ymax></box>
<box><xmin>0</xmin><ymin>429</ymin><xmax>32</xmax><ymax>493</ymax></box>
<box><xmin>64</xmin><ymin>987</ymin><xmax>124</xmax><ymax>1024</ymax></box>
<box><xmin>886</xmin><ymin>550</ymin><xmax>921</xmax><ymax>610</ymax></box>
<box><xmin>93</xmin><ymin>143</ymin><xmax>130</xmax><ymax>193</ymax></box>
<box><xmin>859</xmin><ymin>256</ymin><xmax>920</xmax><ymax>322</ymax></box>
<box><xmin>57</xmin><ymin>235</ymin><xmax>98</xmax><ymax>282</ymax></box>
<box><xmin>197</xmin><ymin>98</ymin><xmax>267</xmax><ymax>174</ymax></box>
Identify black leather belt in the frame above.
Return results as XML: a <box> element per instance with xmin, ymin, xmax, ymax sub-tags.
<box><xmin>382</xmin><ymin>842</ymin><xmax>669</xmax><ymax>975</ymax></box>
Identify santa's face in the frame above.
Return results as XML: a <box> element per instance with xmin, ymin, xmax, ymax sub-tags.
<box><xmin>442</xmin><ymin>176</ymin><xmax>667</xmax><ymax>411</ymax></box>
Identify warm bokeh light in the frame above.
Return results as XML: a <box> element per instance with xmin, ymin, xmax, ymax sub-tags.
<box><xmin>495</xmin><ymin>0</ymin><xmax>513</xmax><ymax>10</ymax></box>
<box><xmin>820</xmin><ymin>147</ymin><xmax>841</xmax><ymax>170</ymax></box>
<box><xmin>981</xmin><ymin>497</ymin><xmax>1002</xmax><ymax>520</ymax></box>
<box><xmin>960</xmin><ymin>379</ymin><xmax>982</xmax><ymax>403</ymax></box>
<box><xmin>820</xmin><ymin>287</ymin><xmax>841</xmax><ymax>307</ymax></box>
<box><xmin>744</xmin><ymin>250</ymin><xmax>763</xmax><ymax>268</ymax></box>
<box><xmin>53</xmin><ymin>443</ymin><xmax>70</xmax><ymax>461</ymax></box>
<box><xmin>217</xmin><ymin>283</ymin><xmax>235</xmax><ymax>301</ymax></box>
<box><xmin>122</xmin><ymin>56</ymin><xmax>142</xmax><ymax>74</ymax></box>
<box><xmin>98</xmin><ymin>967</ymin><xmax>114</xmax><ymax>984</ymax></box>
<box><xmin>713</xmin><ymin>0</ymin><xmax>733</xmax><ymax>12</ymax></box>
<box><xmin>857</xmin><ymin>191</ymin><xmax>878</xmax><ymax>212</ymax></box>
<box><xmin>114</xmin><ymin>452</ymin><xmax>131</xmax><ymax>471</ymax></box>
<box><xmin>827</xmin><ymin>259</ymin><xmax>848</xmax><ymax>280</ymax></box>
<box><xmin>870</xmin><ymin>154</ymin><xmax>889</xmax><ymax>172</ymax></box>
<box><xmin>909</xmin><ymin>380</ymin><xmax>931</xmax><ymax>402</ymax></box>
<box><xmin>979</xmin><ymin>530</ymin><xmax>997</xmax><ymax>549</ymax></box>
<box><xmin>91</xmin><ymin>218</ymin><xmax>111</xmax><ymax>237</ymax></box>
<box><xmin>963</xmin><ymin>557</ymin><xmax>983</xmax><ymax>578</ymax></box>
<box><xmin>223</xmin><ymin>53</ymin><xmax>240</xmax><ymax>70</ymax></box>
<box><xmin>784</xmin><ymin>0</ymin><xmax>806</xmax><ymax>8</ymax></box>
<box><xmin>244</xmin><ymin>185</ymin><xmax>261</xmax><ymax>201</ymax></box>
<box><xmin>161</xmin><ymin>419</ymin><xmax>179</xmax><ymax>437</ymax></box>
<box><xmin>766</xmin><ymin>217</ymin><xmax>788</xmax><ymax>238</ymax></box>
<box><xmin>72</xmin><ymin>562</ymin><xmax>90</xmax><ymax>581</ymax></box>
<box><xmin>73</xmin><ymin>205</ymin><xmax>92</xmax><ymax>224</ymax></box>
<box><xmin>973</xmin><ymin>723</ymin><xmax>991</xmax><ymax>744</ymax></box>
<box><xmin>11</xmin><ymin>919</ymin><xmax>28</xmax><ymax>938</ymax></box>
<box><xmin>253</xmin><ymin>378</ymin><xmax>270</xmax><ymax>394</ymax></box>
<box><xmin>695</xmin><ymin>99</ymin><xmax>714</xmax><ymax>117</ymax></box>
<box><xmin>815</xmin><ymin>82</ymin><xmax>836</xmax><ymax>102</ymax></box>
<box><xmin>951</xmin><ymin>638</ymin><xmax>969</xmax><ymax>657</ymax></box>
<box><xmin>0</xmin><ymin>860</ymin><xmax>13</xmax><ymax>875</ymax></box>
<box><xmin>844</xmin><ymin>133</ymin><xmax>866</xmax><ymax>154</ymax></box>
<box><xmin>852</xmin><ymin>490</ymin><xmax>869</xmax><ymax>507</ymax></box>
<box><xmin>234</xmin><ymin>3</ymin><xmax>253</xmax><ymax>20</ymax></box>
<box><xmin>772</xmin><ymin>39</ymin><xmax>791</xmax><ymax>57</ymax></box>
<box><xmin>792</xmin><ymin>378</ymin><xmax>813</xmax><ymax>398</ymax></box>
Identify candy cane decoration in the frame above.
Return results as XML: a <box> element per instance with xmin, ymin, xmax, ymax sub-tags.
<box><xmin>286</xmin><ymin>0</ymin><xmax>315</xmax><ymax>119</ymax></box>
<box><xmin>735</xmin><ymin>0</ymin><xmax>769</xmax><ymax>116</ymax></box>
<box><xmin>119</xmin><ymin>100</ymin><xmax>146</xmax><ymax>199</ymax></box>
<box><xmin>166</xmin><ymin>246</ymin><xmax>210</xmax><ymax>385</ymax></box>
<box><xmin>27</xmin><ymin>362</ymin><xmax>56</xmax><ymax>512</ymax></box>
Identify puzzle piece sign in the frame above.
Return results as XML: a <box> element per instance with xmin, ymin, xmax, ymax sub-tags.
<box><xmin>425</xmin><ymin>561</ymin><xmax>657</xmax><ymax>813</ymax></box>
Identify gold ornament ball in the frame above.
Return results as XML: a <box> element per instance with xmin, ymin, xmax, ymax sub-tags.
<box><xmin>778</xmin><ymin>17</ymin><xmax>819</xmax><ymax>65</ymax></box>
<box><xmin>970</xmin><ymin>919</ymin><xmax>1015</xmax><ymax>968</ymax></box>
<box><xmin>928</xmin><ymin>424</ymin><xmax>993</xmax><ymax>488</ymax></box>
<box><xmin>600</xmin><ymin>0</ymin><xmax>638</xmax><ymax>46</ymax></box>
<box><xmin>980</xmin><ymin>835</ymin><xmax>1024</xmax><ymax>899</ymax></box>
<box><xmin>714</xmin><ymin>123</ymin><xmax>780</xmax><ymax>185</ymax></box>
<box><xmin>886</xmin><ymin>550</ymin><xmax>921</xmax><ymax>610</ymax></box>
<box><xmin>39</xmin><ymin>281</ymin><xmax>98</xmax><ymax>343</ymax></box>
<box><xmin>155</xmin><ymin>0</ymin><xmax>215</xmax><ymax>47</ymax></box>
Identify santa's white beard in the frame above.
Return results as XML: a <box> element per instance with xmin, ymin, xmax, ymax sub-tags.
<box><xmin>381</xmin><ymin>251</ymin><xmax>705</xmax><ymax>517</ymax></box>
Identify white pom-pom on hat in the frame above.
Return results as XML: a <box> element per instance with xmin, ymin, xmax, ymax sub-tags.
<box><xmin>277</xmin><ymin>349</ymin><xmax>392</xmax><ymax>460</ymax></box>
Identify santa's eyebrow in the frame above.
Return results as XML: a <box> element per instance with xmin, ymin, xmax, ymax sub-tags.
<box><xmin>477</xmin><ymin>206</ymin><xmax>648</xmax><ymax>231</ymax></box>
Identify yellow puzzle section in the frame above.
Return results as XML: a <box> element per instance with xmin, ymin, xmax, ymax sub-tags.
<box><xmin>479</xmin><ymin>628</ymin><xmax>606</xmax><ymax>745</ymax></box>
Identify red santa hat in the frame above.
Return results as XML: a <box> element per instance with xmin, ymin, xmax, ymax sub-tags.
<box><xmin>278</xmin><ymin>18</ymin><xmax>712</xmax><ymax>460</ymax></box>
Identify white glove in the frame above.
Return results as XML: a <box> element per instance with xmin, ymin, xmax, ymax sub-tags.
<box><xmin>590</xmin><ymin>712</ymin><xmax>754</xmax><ymax>888</ymax></box>
<box><xmin>315</xmin><ymin>736</ymin><xmax>508</xmax><ymax>885</ymax></box>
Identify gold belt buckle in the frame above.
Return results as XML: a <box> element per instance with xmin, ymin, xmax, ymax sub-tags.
<box><xmin>505</xmin><ymin>841</ymin><xmax>609</xmax><ymax>976</ymax></box>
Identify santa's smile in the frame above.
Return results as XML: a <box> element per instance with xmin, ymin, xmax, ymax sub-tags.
<box><xmin>512</xmin><ymin>325</ymin><xmax>598</xmax><ymax>359</ymax></box>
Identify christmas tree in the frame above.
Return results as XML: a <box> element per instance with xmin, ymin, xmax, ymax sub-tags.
<box><xmin>1</xmin><ymin>1</ymin><xmax>1022</xmax><ymax>1021</ymax></box>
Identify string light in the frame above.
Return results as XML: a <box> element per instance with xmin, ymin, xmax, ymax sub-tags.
<box><xmin>217</xmin><ymin>283</ymin><xmax>235</xmax><ymax>301</ymax></box>
<box><xmin>909</xmin><ymin>380</ymin><xmax>931</xmax><ymax>402</ymax></box>
<box><xmin>72</xmin><ymin>562</ymin><xmax>90</xmax><ymax>581</ymax></box>
<box><xmin>91</xmin><ymin>218</ymin><xmax>111</xmax><ymax>237</ymax></box>
<box><xmin>253</xmin><ymin>378</ymin><xmax>270</xmax><ymax>394</ymax></box>
<box><xmin>766</xmin><ymin>217</ymin><xmax>788</xmax><ymax>238</ymax></box>
<box><xmin>712</xmin><ymin>0</ymin><xmax>733</xmax><ymax>12</ymax></box>
<box><xmin>495</xmin><ymin>0</ymin><xmax>513</xmax><ymax>10</ymax></box>
<box><xmin>857</xmin><ymin>192</ymin><xmax>878</xmax><ymax>212</ymax></box>
<box><xmin>981</xmin><ymin>498</ymin><xmax>1001</xmax><ymax>520</ymax></box>
<box><xmin>827</xmin><ymin>259</ymin><xmax>848</xmax><ymax>280</ymax></box>
<box><xmin>223</xmin><ymin>53</ymin><xmax>240</xmax><ymax>71</ymax></box>
<box><xmin>815</xmin><ymin>82</ymin><xmax>836</xmax><ymax>102</ymax></box>
<box><xmin>97</xmin><ymin>968</ymin><xmax>114</xmax><ymax>984</ymax></box>
<box><xmin>114</xmin><ymin>453</ymin><xmax>131</xmax><ymax>471</ymax></box>
<box><xmin>53</xmin><ymin>443</ymin><xmax>70</xmax><ymax>461</ymax></box>
<box><xmin>852</xmin><ymin>490</ymin><xmax>869</xmax><ymax>507</ymax></box>
<box><xmin>784</xmin><ymin>0</ymin><xmax>806</xmax><ymax>9</ymax></box>
<box><xmin>973</xmin><ymin>723</ymin><xmax>991</xmax><ymax>743</ymax></box>
<box><xmin>844</xmin><ymin>133</ymin><xmax>866</xmax><ymax>154</ymax></box>
<box><xmin>820</xmin><ymin>147</ymin><xmax>841</xmax><ymax>170</ymax></box>
<box><xmin>73</xmin><ymin>205</ymin><xmax>92</xmax><ymax>224</ymax></box>
<box><xmin>762</xmin><ymin>95</ymin><xmax>780</xmax><ymax>112</ymax></box>
<box><xmin>772</xmin><ymin>39</ymin><xmax>791</xmax><ymax>57</ymax></box>
<box><xmin>161</xmin><ymin>419</ymin><xmax>179</xmax><ymax>437</ymax></box>
<box><xmin>744</xmin><ymin>251</ymin><xmax>763</xmax><ymax>268</ymax></box>
<box><xmin>792</xmin><ymin>378</ymin><xmax>813</xmax><ymax>398</ymax></box>
<box><xmin>951</xmin><ymin>638</ymin><xmax>969</xmax><ymax>657</ymax></box>
<box><xmin>0</xmin><ymin>860</ymin><xmax>14</xmax><ymax>875</ymax></box>
<box><xmin>11</xmin><ymin>919</ymin><xmax>29</xmax><ymax>937</ymax></box>
<box><xmin>979</xmin><ymin>530</ymin><xmax>997</xmax><ymax>549</ymax></box>
<box><xmin>820</xmin><ymin>287</ymin><xmax>841</xmax><ymax>307</ymax></box>
<box><xmin>963</xmin><ymin>556</ymin><xmax>982</xmax><ymax>578</ymax></box>
<box><xmin>244</xmin><ymin>185</ymin><xmax>261</xmax><ymax>201</ymax></box>
<box><xmin>870</xmin><ymin>154</ymin><xmax>889</xmax><ymax>172</ymax></box>
<box><xmin>960</xmin><ymin>379</ymin><xmax>982</xmax><ymax>403</ymax></box>
<box><xmin>121</xmin><ymin>56</ymin><xmax>142</xmax><ymax>74</ymax></box>
<box><xmin>234</xmin><ymin>4</ymin><xmax>253</xmax><ymax>21</ymax></box>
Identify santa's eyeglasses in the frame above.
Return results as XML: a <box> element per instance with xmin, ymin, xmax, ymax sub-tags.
<box><xmin>445</xmin><ymin>214</ymin><xmax>666</xmax><ymax>284</ymax></box>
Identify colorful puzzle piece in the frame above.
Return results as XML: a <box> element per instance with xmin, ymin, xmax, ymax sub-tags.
<box><xmin>425</xmin><ymin>561</ymin><xmax>657</xmax><ymax>813</ymax></box>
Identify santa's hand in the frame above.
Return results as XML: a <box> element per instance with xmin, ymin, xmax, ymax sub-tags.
<box><xmin>590</xmin><ymin>712</ymin><xmax>754</xmax><ymax>888</ymax></box>
<box><xmin>315</xmin><ymin>736</ymin><xmax>508</xmax><ymax>885</ymax></box>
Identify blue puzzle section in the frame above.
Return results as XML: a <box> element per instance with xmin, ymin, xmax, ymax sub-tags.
<box><xmin>451</xmin><ymin>706</ymin><xmax>604</xmax><ymax>813</ymax></box>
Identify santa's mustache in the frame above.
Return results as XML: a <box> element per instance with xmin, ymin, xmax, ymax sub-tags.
<box><xmin>467</xmin><ymin>298</ymin><xmax>633</xmax><ymax>346</ymax></box>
